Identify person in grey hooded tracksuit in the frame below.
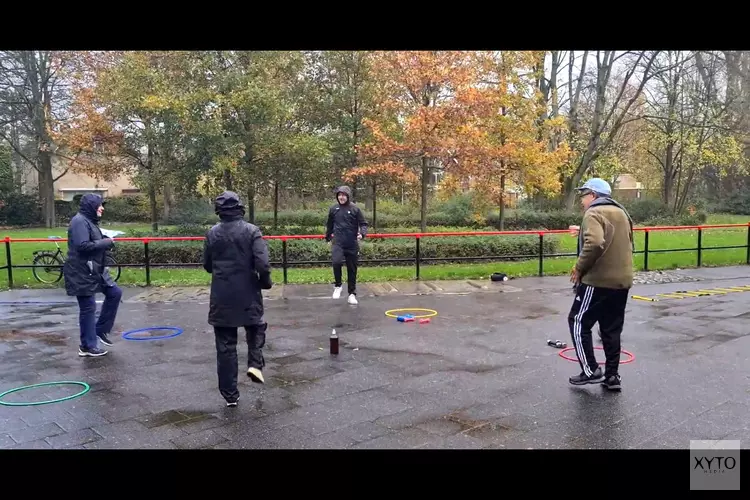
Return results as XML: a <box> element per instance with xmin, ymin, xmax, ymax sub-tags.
<box><xmin>325</xmin><ymin>186</ymin><xmax>368</xmax><ymax>305</ymax></box>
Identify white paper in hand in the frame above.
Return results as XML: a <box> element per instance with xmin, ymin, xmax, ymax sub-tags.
<box><xmin>101</xmin><ymin>229</ymin><xmax>125</xmax><ymax>239</ymax></box>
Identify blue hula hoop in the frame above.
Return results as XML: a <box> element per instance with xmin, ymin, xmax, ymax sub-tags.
<box><xmin>122</xmin><ymin>326</ymin><xmax>184</xmax><ymax>341</ymax></box>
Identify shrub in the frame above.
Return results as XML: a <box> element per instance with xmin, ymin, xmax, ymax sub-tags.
<box><xmin>54</xmin><ymin>200</ymin><xmax>74</xmax><ymax>224</ymax></box>
<box><xmin>103</xmin><ymin>195</ymin><xmax>157</xmax><ymax>222</ymax></box>
<box><xmin>712</xmin><ymin>190</ymin><xmax>750</xmax><ymax>215</ymax></box>
<box><xmin>0</xmin><ymin>192</ymin><xmax>42</xmax><ymax>226</ymax></box>
<box><xmin>163</xmin><ymin>198</ymin><xmax>218</xmax><ymax>225</ymax></box>
<box><xmin>621</xmin><ymin>198</ymin><xmax>708</xmax><ymax>226</ymax></box>
<box><xmin>622</xmin><ymin>198</ymin><xmax>670</xmax><ymax>222</ymax></box>
<box><xmin>487</xmin><ymin>210</ymin><xmax>583</xmax><ymax>230</ymax></box>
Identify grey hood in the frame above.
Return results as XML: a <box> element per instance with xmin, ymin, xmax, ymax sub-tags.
<box><xmin>335</xmin><ymin>185</ymin><xmax>352</xmax><ymax>204</ymax></box>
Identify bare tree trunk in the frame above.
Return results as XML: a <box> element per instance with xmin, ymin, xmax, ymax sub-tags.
<box><xmin>498</xmin><ymin>172</ymin><xmax>506</xmax><ymax>231</ymax></box>
<box><xmin>223</xmin><ymin>169</ymin><xmax>233</xmax><ymax>191</ymax></box>
<box><xmin>148</xmin><ymin>182</ymin><xmax>158</xmax><ymax>232</ymax></box>
<box><xmin>246</xmin><ymin>184</ymin><xmax>255</xmax><ymax>223</ymax></box>
<box><xmin>371</xmin><ymin>179</ymin><xmax>377</xmax><ymax>231</ymax></box>
<box><xmin>420</xmin><ymin>156</ymin><xmax>429</xmax><ymax>232</ymax></box>
<box><xmin>146</xmin><ymin>146</ymin><xmax>158</xmax><ymax>232</ymax></box>
<box><xmin>37</xmin><ymin>152</ymin><xmax>55</xmax><ymax>227</ymax></box>
<box><xmin>273</xmin><ymin>180</ymin><xmax>279</xmax><ymax>228</ymax></box>
<box><xmin>163</xmin><ymin>182</ymin><xmax>175</xmax><ymax>220</ymax></box>
<box><xmin>9</xmin><ymin>123</ymin><xmax>24</xmax><ymax>190</ymax></box>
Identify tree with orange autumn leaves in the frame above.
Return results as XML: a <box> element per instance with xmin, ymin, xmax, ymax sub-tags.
<box><xmin>349</xmin><ymin>51</ymin><xmax>571</xmax><ymax>231</ymax></box>
<box><xmin>448</xmin><ymin>51</ymin><xmax>571</xmax><ymax>228</ymax></box>
<box><xmin>348</xmin><ymin>51</ymin><xmax>486</xmax><ymax>231</ymax></box>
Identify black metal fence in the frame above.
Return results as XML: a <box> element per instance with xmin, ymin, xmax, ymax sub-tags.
<box><xmin>3</xmin><ymin>223</ymin><xmax>750</xmax><ymax>289</ymax></box>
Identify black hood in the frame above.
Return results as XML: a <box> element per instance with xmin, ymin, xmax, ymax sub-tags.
<box><xmin>335</xmin><ymin>185</ymin><xmax>352</xmax><ymax>205</ymax></box>
<box><xmin>79</xmin><ymin>193</ymin><xmax>105</xmax><ymax>223</ymax></box>
<box><xmin>214</xmin><ymin>191</ymin><xmax>245</xmax><ymax>220</ymax></box>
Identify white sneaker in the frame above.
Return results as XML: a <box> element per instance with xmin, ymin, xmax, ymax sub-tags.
<box><xmin>247</xmin><ymin>367</ymin><xmax>264</xmax><ymax>384</ymax></box>
<box><xmin>332</xmin><ymin>286</ymin><xmax>342</xmax><ymax>299</ymax></box>
<box><xmin>347</xmin><ymin>294</ymin><xmax>358</xmax><ymax>305</ymax></box>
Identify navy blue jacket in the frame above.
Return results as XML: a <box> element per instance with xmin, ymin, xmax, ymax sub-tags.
<box><xmin>203</xmin><ymin>191</ymin><xmax>272</xmax><ymax>327</ymax></box>
<box><xmin>63</xmin><ymin>193</ymin><xmax>116</xmax><ymax>296</ymax></box>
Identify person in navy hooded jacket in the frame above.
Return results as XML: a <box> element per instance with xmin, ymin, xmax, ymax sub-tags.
<box><xmin>63</xmin><ymin>193</ymin><xmax>122</xmax><ymax>357</ymax></box>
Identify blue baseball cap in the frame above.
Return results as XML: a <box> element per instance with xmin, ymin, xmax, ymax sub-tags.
<box><xmin>576</xmin><ymin>178</ymin><xmax>611</xmax><ymax>196</ymax></box>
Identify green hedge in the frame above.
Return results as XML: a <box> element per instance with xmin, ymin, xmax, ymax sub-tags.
<box><xmin>123</xmin><ymin>224</ymin><xmax>514</xmax><ymax>238</ymax></box>
<box><xmin>48</xmin><ymin>194</ymin><xmax>710</xmax><ymax>230</ymax></box>
<box><xmin>0</xmin><ymin>192</ymin><xmax>41</xmax><ymax>226</ymax></box>
<box><xmin>110</xmin><ymin>234</ymin><xmax>558</xmax><ymax>267</ymax></box>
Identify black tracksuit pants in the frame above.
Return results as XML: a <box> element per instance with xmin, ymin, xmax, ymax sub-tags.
<box><xmin>332</xmin><ymin>243</ymin><xmax>358</xmax><ymax>295</ymax></box>
<box><xmin>213</xmin><ymin>322</ymin><xmax>267</xmax><ymax>403</ymax></box>
<box><xmin>567</xmin><ymin>283</ymin><xmax>628</xmax><ymax>378</ymax></box>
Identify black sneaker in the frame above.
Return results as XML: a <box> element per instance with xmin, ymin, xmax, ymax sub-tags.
<box><xmin>78</xmin><ymin>346</ymin><xmax>108</xmax><ymax>357</ymax></box>
<box><xmin>226</xmin><ymin>396</ymin><xmax>239</xmax><ymax>408</ymax></box>
<box><xmin>98</xmin><ymin>332</ymin><xmax>113</xmax><ymax>346</ymax></box>
<box><xmin>569</xmin><ymin>367</ymin><xmax>604</xmax><ymax>385</ymax></box>
<box><xmin>601</xmin><ymin>374</ymin><xmax>622</xmax><ymax>391</ymax></box>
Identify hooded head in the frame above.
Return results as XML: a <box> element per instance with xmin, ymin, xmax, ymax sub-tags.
<box><xmin>78</xmin><ymin>193</ymin><xmax>106</xmax><ymax>222</ymax></box>
<box><xmin>335</xmin><ymin>185</ymin><xmax>352</xmax><ymax>206</ymax></box>
<box><xmin>214</xmin><ymin>191</ymin><xmax>245</xmax><ymax>220</ymax></box>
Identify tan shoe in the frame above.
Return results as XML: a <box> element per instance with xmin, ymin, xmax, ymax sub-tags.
<box><xmin>247</xmin><ymin>367</ymin><xmax>264</xmax><ymax>384</ymax></box>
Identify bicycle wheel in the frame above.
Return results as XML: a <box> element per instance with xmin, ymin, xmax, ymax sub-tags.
<box><xmin>105</xmin><ymin>254</ymin><xmax>122</xmax><ymax>282</ymax></box>
<box><xmin>32</xmin><ymin>253</ymin><xmax>64</xmax><ymax>284</ymax></box>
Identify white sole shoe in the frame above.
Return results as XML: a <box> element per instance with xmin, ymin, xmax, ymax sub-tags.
<box><xmin>247</xmin><ymin>367</ymin><xmax>265</xmax><ymax>384</ymax></box>
<box><xmin>332</xmin><ymin>287</ymin><xmax>342</xmax><ymax>299</ymax></box>
<box><xmin>347</xmin><ymin>294</ymin><xmax>358</xmax><ymax>305</ymax></box>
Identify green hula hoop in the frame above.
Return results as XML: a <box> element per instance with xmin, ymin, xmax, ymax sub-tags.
<box><xmin>0</xmin><ymin>381</ymin><xmax>90</xmax><ymax>407</ymax></box>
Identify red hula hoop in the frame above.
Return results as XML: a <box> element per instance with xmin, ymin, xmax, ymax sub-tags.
<box><xmin>559</xmin><ymin>345</ymin><xmax>635</xmax><ymax>364</ymax></box>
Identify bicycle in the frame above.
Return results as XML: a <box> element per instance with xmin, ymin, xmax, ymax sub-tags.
<box><xmin>32</xmin><ymin>236</ymin><xmax>122</xmax><ymax>284</ymax></box>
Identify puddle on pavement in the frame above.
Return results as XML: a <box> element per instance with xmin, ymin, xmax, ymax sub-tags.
<box><xmin>0</xmin><ymin>330</ymin><xmax>68</xmax><ymax>345</ymax></box>
<box><xmin>443</xmin><ymin>411</ymin><xmax>517</xmax><ymax>435</ymax></box>
<box><xmin>267</xmin><ymin>372</ymin><xmax>313</xmax><ymax>388</ymax></box>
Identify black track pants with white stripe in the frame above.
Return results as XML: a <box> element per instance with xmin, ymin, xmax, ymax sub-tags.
<box><xmin>567</xmin><ymin>283</ymin><xmax>629</xmax><ymax>377</ymax></box>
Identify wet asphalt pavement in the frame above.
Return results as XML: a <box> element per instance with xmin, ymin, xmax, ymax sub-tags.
<box><xmin>1</xmin><ymin>268</ymin><xmax>749</xmax><ymax>449</ymax></box>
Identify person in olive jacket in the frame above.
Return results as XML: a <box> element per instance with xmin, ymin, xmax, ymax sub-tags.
<box><xmin>203</xmin><ymin>191</ymin><xmax>273</xmax><ymax>407</ymax></box>
<box><xmin>568</xmin><ymin>178</ymin><xmax>634</xmax><ymax>391</ymax></box>
<box><xmin>63</xmin><ymin>193</ymin><xmax>122</xmax><ymax>357</ymax></box>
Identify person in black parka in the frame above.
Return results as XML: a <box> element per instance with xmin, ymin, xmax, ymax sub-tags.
<box><xmin>63</xmin><ymin>193</ymin><xmax>122</xmax><ymax>357</ymax></box>
<box><xmin>325</xmin><ymin>185</ymin><xmax>368</xmax><ymax>305</ymax></box>
<box><xmin>203</xmin><ymin>191</ymin><xmax>272</xmax><ymax>407</ymax></box>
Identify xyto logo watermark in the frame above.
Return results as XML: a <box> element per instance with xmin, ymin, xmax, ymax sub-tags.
<box><xmin>690</xmin><ymin>440</ymin><xmax>740</xmax><ymax>490</ymax></box>
<box><xmin>693</xmin><ymin>456</ymin><xmax>737</xmax><ymax>474</ymax></box>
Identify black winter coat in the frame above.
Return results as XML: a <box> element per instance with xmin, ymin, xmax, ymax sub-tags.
<box><xmin>203</xmin><ymin>209</ymin><xmax>272</xmax><ymax>328</ymax></box>
<box><xmin>63</xmin><ymin>193</ymin><xmax>116</xmax><ymax>297</ymax></box>
<box><xmin>325</xmin><ymin>186</ymin><xmax>368</xmax><ymax>249</ymax></box>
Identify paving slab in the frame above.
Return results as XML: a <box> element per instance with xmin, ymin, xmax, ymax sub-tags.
<box><xmin>2</xmin><ymin>267</ymin><xmax>750</xmax><ymax>449</ymax></box>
